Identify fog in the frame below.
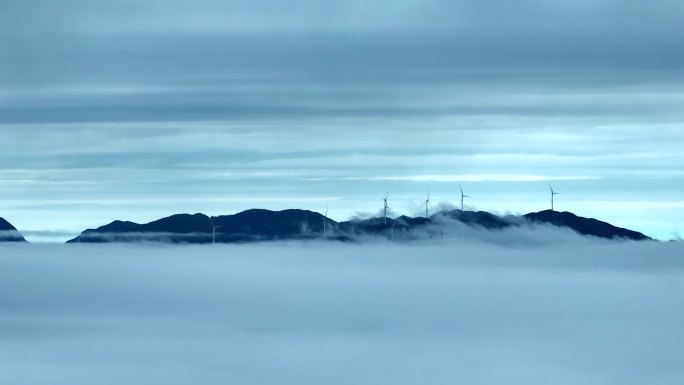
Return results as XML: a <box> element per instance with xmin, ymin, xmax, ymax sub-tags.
<box><xmin>1</xmin><ymin>240</ymin><xmax>683</xmax><ymax>384</ymax></box>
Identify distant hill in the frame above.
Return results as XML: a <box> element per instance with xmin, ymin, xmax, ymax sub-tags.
<box><xmin>67</xmin><ymin>208</ymin><xmax>651</xmax><ymax>244</ymax></box>
<box><xmin>523</xmin><ymin>210</ymin><xmax>651</xmax><ymax>241</ymax></box>
<box><xmin>211</xmin><ymin>209</ymin><xmax>329</xmax><ymax>242</ymax></box>
<box><xmin>0</xmin><ymin>217</ymin><xmax>27</xmax><ymax>242</ymax></box>
<box><xmin>67</xmin><ymin>209</ymin><xmax>330</xmax><ymax>243</ymax></box>
<box><xmin>443</xmin><ymin>210</ymin><xmax>512</xmax><ymax>229</ymax></box>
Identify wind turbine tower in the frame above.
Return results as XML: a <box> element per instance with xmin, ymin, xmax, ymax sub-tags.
<box><xmin>382</xmin><ymin>193</ymin><xmax>390</xmax><ymax>225</ymax></box>
<box><xmin>549</xmin><ymin>183</ymin><xmax>560</xmax><ymax>211</ymax></box>
<box><xmin>424</xmin><ymin>191</ymin><xmax>432</xmax><ymax>219</ymax></box>
<box><xmin>323</xmin><ymin>206</ymin><xmax>329</xmax><ymax>238</ymax></box>
<box><xmin>459</xmin><ymin>185</ymin><xmax>471</xmax><ymax>211</ymax></box>
<box><xmin>209</xmin><ymin>217</ymin><xmax>223</xmax><ymax>245</ymax></box>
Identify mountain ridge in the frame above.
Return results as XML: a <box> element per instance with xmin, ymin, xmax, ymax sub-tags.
<box><xmin>523</xmin><ymin>210</ymin><xmax>650</xmax><ymax>241</ymax></box>
<box><xmin>66</xmin><ymin>208</ymin><xmax>652</xmax><ymax>244</ymax></box>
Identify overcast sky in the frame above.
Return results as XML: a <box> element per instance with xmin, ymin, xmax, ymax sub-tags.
<box><xmin>1</xmin><ymin>0</ymin><xmax>683</xmax><ymax>241</ymax></box>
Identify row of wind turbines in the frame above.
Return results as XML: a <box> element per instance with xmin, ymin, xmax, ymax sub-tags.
<box><xmin>326</xmin><ymin>183</ymin><xmax>562</xmax><ymax>230</ymax></box>
<box><xmin>205</xmin><ymin>184</ymin><xmax>561</xmax><ymax>244</ymax></box>
<box><xmin>386</xmin><ymin>183</ymin><xmax>560</xmax><ymax>223</ymax></box>
<box><xmin>413</xmin><ymin>185</ymin><xmax>473</xmax><ymax>223</ymax></box>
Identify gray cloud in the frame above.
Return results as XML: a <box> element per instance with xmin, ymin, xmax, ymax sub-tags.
<box><xmin>1</xmin><ymin>0</ymin><xmax>683</xmax><ymax>240</ymax></box>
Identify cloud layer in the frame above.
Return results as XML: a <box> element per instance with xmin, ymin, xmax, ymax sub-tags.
<box><xmin>1</xmin><ymin>240</ymin><xmax>684</xmax><ymax>384</ymax></box>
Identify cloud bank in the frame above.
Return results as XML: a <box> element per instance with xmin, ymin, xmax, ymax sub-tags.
<box><xmin>1</xmin><ymin>240</ymin><xmax>684</xmax><ymax>384</ymax></box>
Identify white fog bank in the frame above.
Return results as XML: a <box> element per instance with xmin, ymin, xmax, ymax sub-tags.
<box><xmin>1</xmin><ymin>241</ymin><xmax>683</xmax><ymax>384</ymax></box>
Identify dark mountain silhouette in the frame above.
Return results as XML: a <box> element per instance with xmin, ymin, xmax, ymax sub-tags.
<box><xmin>68</xmin><ymin>209</ymin><xmax>330</xmax><ymax>243</ymax></box>
<box><xmin>68</xmin><ymin>214</ymin><xmax>210</xmax><ymax>243</ymax></box>
<box><xmin>67</xmin><ymin>208</ymin><xmax>652</xmax><ymax>244</ymax></box>
<box><xmin>442</xmin><ymin>210</ymin><xmax>512</xmax><ymax>229</ymax></box>
<box><xmin>523</xmin><ymin>210</ymin><xmax>650</xmax><ymax>241</ymax></box>
<box><xmin>211</xmin><ymin>209</ymin><xmax>329</xmax><ymax>242</ymax></box>
<box><xmin>0</xmin><ymin>217</ymin><xmax>27</xmax><ymax>242</ymax></box>
<box><xmin>91</xmin><ymin>220</ymin><xmax>141</xmax><ymax>233</ymax></box>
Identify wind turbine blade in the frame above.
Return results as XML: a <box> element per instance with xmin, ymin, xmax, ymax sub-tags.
<box><xmin>459</xmin><ymin>185</ymin><xmax>463</xmax><ymax>194</ymax></box>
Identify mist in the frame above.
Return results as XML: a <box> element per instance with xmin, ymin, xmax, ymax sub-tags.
<box><xmin>1</xmin><ymin>240</ymin><xmax>683</xmax><ymax>384</ymax></box>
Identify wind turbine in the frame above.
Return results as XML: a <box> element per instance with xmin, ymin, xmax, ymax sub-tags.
<box><xmin>209</xmin><ymin>217</ymin><xmax>223</xmax><ymax>245</ymax></box>
<box><xmin>322</xmin><ymin>206</ymin><xmax>329</xmax><ymax>238</ymax></box>
<box><xmin>382</xmin><ymin>193</ymin><xmax>390</xmax><ymax>225</ymax></box>
<box><xmin>549</xmin><ymin>183</ymin><xmax>560</xmax><ymax>211</ymax></box>
<box><xmin>424</xmin><ymin>191</ymin><xmax>432</xmax><ymax>219</ymax></box>
<box><xmin>459</xmin><ymin>185</ymin><xmax>471</xmax><ymax>211</ymax></box>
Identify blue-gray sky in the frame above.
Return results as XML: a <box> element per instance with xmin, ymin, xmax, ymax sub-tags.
<box><xmin>1</xmin><ymin>0</ymin><xmax>683</xmax><ymax>242</ymax></box>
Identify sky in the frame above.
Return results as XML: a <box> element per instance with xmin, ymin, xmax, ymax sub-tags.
<box><xmin>2</xmin><ymin>239</ymin><xmax>684</xmax><ymax>384</ymax></box>
<box><xmin>1</xmin><ymin>0</ymin><xmax>683</xmax><ymax>242</ymax></box>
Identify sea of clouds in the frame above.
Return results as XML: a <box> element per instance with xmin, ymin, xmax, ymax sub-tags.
<box><xmin>1</xmin><ymin>237</ymin><xmax>683</xmax><ymax>385</ymax></box>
